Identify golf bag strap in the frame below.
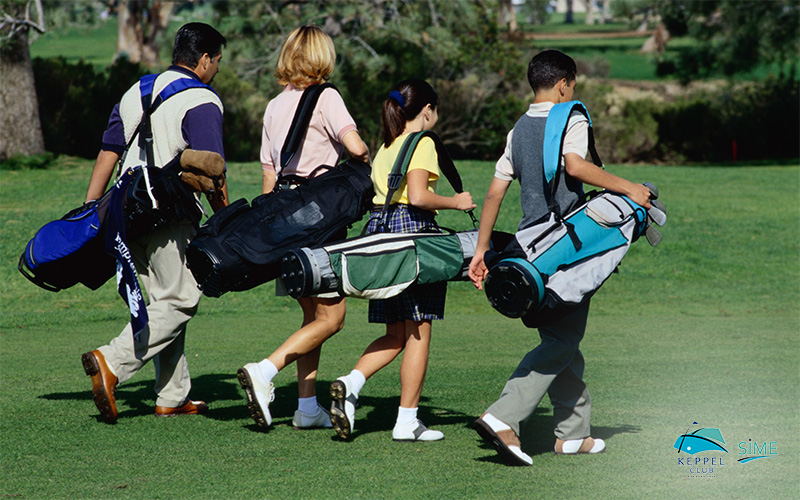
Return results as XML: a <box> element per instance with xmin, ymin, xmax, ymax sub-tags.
<box><xmin>543</xmin><ymin>101</ymin><xmax>603</xmax><ymax>220</ymax></box>
<box><xmin>381</xmin><ymin>130</ymin><xmax>477</xmax><ymax>229</ymax></box>
<box><xmin>118</xmin><ymin>74</ymin><xmax>217</xmax><ymax>179</ymax></box>
<box><xmin>278</xmin><ymin>83</ymin><xmax>338</xmax><ymax>179</ymax></box>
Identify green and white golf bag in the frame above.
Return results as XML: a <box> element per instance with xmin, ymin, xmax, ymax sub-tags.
<box><xmin>281</xmin><ymin>230</ymin><xmax>506</xmax><ymax>299</ymax></box>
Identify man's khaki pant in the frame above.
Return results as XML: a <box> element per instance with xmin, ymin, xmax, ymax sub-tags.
<box><xmin>98</xmin><ymin>221</ymin><xmax>201</xmax><ymax>408</ymax></box>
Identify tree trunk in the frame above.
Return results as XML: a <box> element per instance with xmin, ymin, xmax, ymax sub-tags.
<box><xmin>585</xmin><ymin>0</ymin><xmax>594</xmax><ymax>25</ymax></box>
<box><xmin>116</xmin><ymin>0</ymin><xmax>175</xmax><ymax>66</ymax></box>
<box><xmin>499</xmin><ymin>0</ymin><xmax>517</xmax><ymax>32</ymax></box>
<box><xmin>564</xmin><ymin>0</ymin><xmax>574</xmax><ymax>24</ymax></box>
<box><xmin>0</xmin><ymin>29</ymin><xmax>45</xmax><ymax>159</ymax></box>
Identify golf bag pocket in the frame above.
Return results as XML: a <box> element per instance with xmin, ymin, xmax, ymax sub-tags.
<box><xmin>19</xmin><ymin>198</ymin><xmax>115</xmax><ymax>292</ymax></box>
<box><xmin>485</xmin><ymin>191</ymin><xmax>649</xmax><ymax>327</ymax></box>
<box><xmin>340</xmin><ymin>237</ymin><xmax>420</xmax><ymax>298</ymax></box>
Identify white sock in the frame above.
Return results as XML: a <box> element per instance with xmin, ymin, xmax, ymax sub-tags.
<box><xmin>396</xmin><ymin>406</ymin><xmax>418</xmax><ymax>426</ymax></box>
<box><xmin>298</xmin><ymin>396</ymin><xmax>318</xmax><ymax>415</ymax></box>
<box><xmin>482</xmin><ymin>413</ymin><xmax>512</xmax><ymax>433</ymax></box>
<box><xmin>257</xmin><ymin>359</ymin><xmax>279</xmax><ymax>382</ymax></box>
<box><xmin>347</xmin><ymin>369</ymin><xmax>366</xmax><ymax>396</ymax></box>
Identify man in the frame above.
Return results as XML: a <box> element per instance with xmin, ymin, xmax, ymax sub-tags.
<box><xmin>81</xmin><ymin>23</ymin><xmax>228</xmax><ymax>424</ymax></box>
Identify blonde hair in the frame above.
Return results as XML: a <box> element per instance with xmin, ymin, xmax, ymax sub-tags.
<box><xmin>275</xmin><ymin>25</ymin><xmax>336</xmax><ymax>89</ymax></box>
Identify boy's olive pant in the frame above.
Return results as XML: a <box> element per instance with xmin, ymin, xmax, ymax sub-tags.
<box><xmin>97</xmin><ymin>220</ymin><xmax>201</xmax><ymax>408</ymax></box>
<box><xmin>485</xmin><ymin>301</ymin><xmax>592</xmax><ymax>440</ymax></box>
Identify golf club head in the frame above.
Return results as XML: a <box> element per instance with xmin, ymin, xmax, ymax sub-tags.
<box><xmin>644</xmin><ymin>182</ymin><xmax>659</xmax><ymax>200</ymax></box>
<box><xmin>648</xmin><ymin>200</ymin><xmax>667</xmax><ymax>226</ymax></box>
<box><xmin>645</xmin><ymin>224</ymin><xmax>663</xmax><ymax>247</ymax></box>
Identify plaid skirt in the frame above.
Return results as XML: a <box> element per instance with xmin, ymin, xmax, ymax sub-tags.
<box><xmin>366</xmin><ymin>204</ymin><xmax>446</xmax><ymax>324</ymax></box>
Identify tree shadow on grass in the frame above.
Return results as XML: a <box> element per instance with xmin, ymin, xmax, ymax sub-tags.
<box><xmin>473</xmin><ymin>408</ymin><xmax>643</xmax><ymax>465</ymax></box>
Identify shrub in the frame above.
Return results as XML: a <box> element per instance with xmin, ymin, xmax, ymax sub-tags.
<box><xmin>212</xmin><ymin>67</ymin><xmax>269</xmax><ymax>162</ymax></box>
<box><xmin>32</xmin><ymin>57</ymin><xmax>148</xmax><ymax>159</ymax></box>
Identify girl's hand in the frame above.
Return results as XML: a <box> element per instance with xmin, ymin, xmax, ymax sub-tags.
<box><xmin>453</xmin><ymin>192</ymin><xmax>476</xmax><ymax>211</ymax></box>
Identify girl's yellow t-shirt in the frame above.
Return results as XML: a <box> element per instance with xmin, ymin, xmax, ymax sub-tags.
<box><xmin>371</xmin><ymin>133</ymin><xmax>440</xmax><ymax>205</ymax></box>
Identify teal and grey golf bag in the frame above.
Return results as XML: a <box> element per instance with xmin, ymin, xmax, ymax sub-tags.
<box><xmin>483</xmin><ymin>101</ymin><xmax>664</xmax><ymax>327</ymax></box>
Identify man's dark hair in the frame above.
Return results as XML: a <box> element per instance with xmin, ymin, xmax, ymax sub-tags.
<box><xmin>527</xmin><ymin>49</ymin><xmax>577</xmax><ymax>93</ymax></box>
<box><xmin>172</xmin><ymin>23</ymin><xmax>226</xmax><ymax>67</ymax></box>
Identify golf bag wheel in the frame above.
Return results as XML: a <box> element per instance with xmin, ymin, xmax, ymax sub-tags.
<box><xmin>484</xmin><ymin>258</ymin><xmax>544</xmax><ymax>319</ymax></box>
<box><xmin>281</xmin><ymin>251</ymin><xmax>311</xmax><ymax>299</ymax></box>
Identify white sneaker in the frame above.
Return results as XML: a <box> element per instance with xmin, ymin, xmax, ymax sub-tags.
<box><xmin>330</xmin><ymin>377</ymin><xmax>357</xmax><ymax>439</ymax></box>
<box><xmin>555</xmin><ymin>437</ymin><xmax>606</xmax><ymax>454</ymax></box>
<box><xmin>473</xmin><ymin>413</ymin><xmax>532</xmax><ymax>466</ymax></box>
<box><xmin>292</xmin><ymin>405</ymin><xmax>333</xmax><ymax>429</ymax></box>
<box><xmin>392</xmin><ymin>420</ymin><xmax>444</xmax><ymax>442</ymax></box>
<box><xmin>237</xmin><ymin>363</ymin><xmax>275</xmax><ymax>429</ymax></box>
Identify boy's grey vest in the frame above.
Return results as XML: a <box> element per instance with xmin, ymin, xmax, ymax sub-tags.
<box><xmin>511</xmin><ymin>112</ymin><xmax>584</xmax><ymax>230</ymax></box>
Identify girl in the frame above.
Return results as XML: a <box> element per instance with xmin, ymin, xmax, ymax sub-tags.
<box><xmin>238</xmin><ymin>25</ymin><xmax>369</xmax><ymax>430</ymax></box>
<box><xmin>329</xmin><ymin>79</ymin><xmax>475</xmax><ymax>441</ymax></box>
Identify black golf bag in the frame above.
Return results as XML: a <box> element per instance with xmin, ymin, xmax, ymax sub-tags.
<box><xmin>185</xmin><ymin>159</ymin><xmax>374</xmax><ymax>297</ymax></box>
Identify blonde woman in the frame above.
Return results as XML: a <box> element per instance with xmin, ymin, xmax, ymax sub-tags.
<box><xmin>238</xmin><ymin>25</ymin><xmax>369</xmax><ymax>431</ymax></box>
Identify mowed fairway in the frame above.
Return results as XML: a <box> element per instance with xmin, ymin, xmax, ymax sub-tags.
<box><xmin>1</xmin><ymin>159</ymin><xmax>797</xmax><ymax>499</ymax></box>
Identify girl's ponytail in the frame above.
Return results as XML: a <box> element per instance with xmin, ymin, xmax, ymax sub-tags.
<box><xmin>381</xmin><ymin>79</ymin><xmax>439</xmax><ymax>147</ymax></box>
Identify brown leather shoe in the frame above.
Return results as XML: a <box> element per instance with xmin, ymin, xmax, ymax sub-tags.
<box><xmin>81</xmin><ymin>350</ymin><xmax>118</xmax><ymax>424</ymax></box>
<box><xmin>155</xmin><ymin>400</ymin><xmax>208</xmax><ymax>417</ymax></box>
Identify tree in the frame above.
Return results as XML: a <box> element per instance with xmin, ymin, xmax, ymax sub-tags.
<box><xmin>116</xmin><ymin>0</ymin><xmax>175</xmax><ymax>66</ymax></box>
<box><xmin>0</xmin><ymin>0</ymin><xmax>45</xmax><ymax>160</ymax></box>
<box><xmin>214</xmin><ymin>0</ymin><xmax>525</xmax><ymax>158</ymax></box>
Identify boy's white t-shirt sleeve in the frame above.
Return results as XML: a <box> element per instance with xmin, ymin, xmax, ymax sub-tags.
<box><xmin>494</xmin><ymin>128</ymin><xmax>516</xmax><ymax>181</ymax></box>
<box><xmin>562</xmin><ymin>114</ymin><xmax>589</xmax><ymax>159</ymax></box>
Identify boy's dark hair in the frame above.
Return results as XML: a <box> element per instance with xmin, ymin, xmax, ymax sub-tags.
<box><xmin>172</xmin><ymin>23</ymin><xmax>227</xmax><ymax>68</ymax></box>
<box><xmin>382</xmin><ymin>78</ymin><xmax>439</xmax><ymax>147</ymax></box>
<box><xmin>527</xmin><ymin>49</ymin><xmax>577</xmax><ymax>93</ymax></box>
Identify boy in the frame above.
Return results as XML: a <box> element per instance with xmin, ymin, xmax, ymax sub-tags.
<box><xmin>467</xmin><ymin>49</ymin><xmax>651</xmax><ymax>466</ymax></box>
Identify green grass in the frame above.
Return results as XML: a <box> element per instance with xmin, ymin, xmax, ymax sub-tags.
<box><xmin>29</xmin><ymin>20</ymin><xmax>119</xmax><ymax>67</ymax></box>
<box><xmin>1</xmin><ymin>159</ymin><xmax>798</xmax><ymax>499</ymax></box>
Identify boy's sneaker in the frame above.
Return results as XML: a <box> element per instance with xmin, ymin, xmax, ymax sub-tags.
<box><xmin>237</xmin><ymin>363</ymin><xmax>275</xmax><ymax>429</ymax></box>
<box><xmin>392</xmin><ymin>419</ymin><xmax>444</xmax><ymax>442</ymax></box>
<box><xmin>329</xmin><ymin>377</ymin><xmax>357</xmax><ymax>439</ymax></box>
<box><xmin>473</xmin><ymin>413</ymin><xmax>532</xmax><ymax>466</ymax></box>
<box><xmin>554</xmin><ymin>437</ymin><xmax>606</xmax><ymax>455</ymax></box>
<box><xmin>292</xmin><ymin>405</ymin><xmax>333</xmax><ymax>429</ymax></box>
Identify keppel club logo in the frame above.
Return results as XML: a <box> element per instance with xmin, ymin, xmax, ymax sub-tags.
<box><xmin>674</xmin><ymin>423</ymin><xmax>727</xmax><ymax>478</ymax></box>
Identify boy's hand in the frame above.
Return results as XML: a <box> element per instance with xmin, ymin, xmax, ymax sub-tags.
<box><xmin>468</xmin><ymin>250</ymin><xmax>489</xmax><ymax>290</ymax></box>
<box><xmin>626</xmin><ymin>183</ymin><xmax>652</xmax><ymax>209</ymax></box>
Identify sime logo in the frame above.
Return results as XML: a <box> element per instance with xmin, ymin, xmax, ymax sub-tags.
<box><xmin>737</xmin><ymin>438</ymin><xmax>778</xmax><ymax>464</ymax></box>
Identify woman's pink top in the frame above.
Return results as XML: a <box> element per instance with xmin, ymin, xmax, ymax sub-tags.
<box><xmin>260</xmin><ymin>84</ymin><xmax>358</xmax><ymax>177</ymax></box>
